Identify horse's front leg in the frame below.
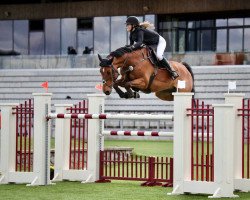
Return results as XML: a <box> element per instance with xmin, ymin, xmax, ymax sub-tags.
<box><xmin>123</xmin><ymin>87</ymin><xmax>140</xmax><ymax>99</ymax></box>
<box><xmin>115</xmin><ymin>66</ymin><xmax>133</xmax><ymax>85</ymax></box>
<box><xmin>124</xmin><ymin>78</ymin><xmax>146</xmax><ymax>99</ymax></box>
<box><xmin>125</xmin><ymin>78</ymin><xmax>147</xmax><ymax>91</ymax></box>
<box><xmin>113</xmin><ymin>84</ymin><xmax>126</xmax><ymax>98</ymax></box>
<box><xmin>114</xmin><ymin>83</ymin><xmax>139</xmax><ymax>99</ymax></box>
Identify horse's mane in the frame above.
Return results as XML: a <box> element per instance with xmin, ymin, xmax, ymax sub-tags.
<box><xmin>110</xmin><ymin>46</ymin><xmax>133</xmax><ymax>58</ymax></box>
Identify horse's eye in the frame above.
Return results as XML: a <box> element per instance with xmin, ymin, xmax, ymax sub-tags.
<box><xmin>102</xmin><ymin>80</ymin><xmax>106</xmax><ymax>84</ymax></box>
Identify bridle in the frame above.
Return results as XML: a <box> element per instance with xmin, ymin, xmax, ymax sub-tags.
<box><xmin>102</xmin><ymin>64</ymin><xmax>118</xmax><ymax>89</ymax></box>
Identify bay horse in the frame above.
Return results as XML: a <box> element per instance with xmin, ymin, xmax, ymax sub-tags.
<box><xmin>98</xmin><ymin>46</ymin><xmax>194</xmax><ymax>101</ymax></box>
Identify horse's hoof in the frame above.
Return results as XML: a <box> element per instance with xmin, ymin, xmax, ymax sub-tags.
<box><xmin>124</xmin><ymin>92</ymin><xmax>130</xmax><ymax>99</ymax></box>
<box><xmin>119</xmin><ymin>94</ymin><xmax>125</xmax><ymax>98</ymax></box>
<box><xmin>132</xmin><ymin>87</ymin><xmax>139</xmax><ymax>92</ymax></box>
<box><xmin>134</xmin><ymin>92</ymin><xmax>140</xmax><ymax>98</ymax></box>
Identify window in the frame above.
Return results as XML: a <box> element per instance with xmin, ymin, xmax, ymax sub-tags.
<box><xmin>111</xmin><ymin>16</ymin><xmax>126</xmax><ymax>51</ymax></box>
<box><xmin>229</xmin><ymin>28</ymin><xmax>243</xmax><ymax>52</ymax></box>
<box><xmin>244</xmin><ymin>28</ymin><xmax>250</xmax><ymax>51</ymax></box>
<box><xmin>158</xmin><ymin>14</ymin><xmax>250</xmax><ymax>53</ymax></box>
<box><xmin>14</xmin><ymin>20</ymin><xmax>28</xmax><ymax>55</ymax></box>
<box><xmin>61</xmin><ymin>18</ymin><xmax>77</xmax><ymax>54</ymax></box>
<box><xmin>228</xmin><ymin>18</ymin><xmax>243</xmax><ymax>26</ymax></box>
<box><xmin>77</xmin><ymin>18</ymin><xmax>93</xmax><ymax>30</ymax></box>
<box><xmin>201</xmin><ymin>20</ymin><xmax>213</xmax><ymax>28</ymax></box>
<box><xmin>78</xmin><ymin>30</ymin><xmax>93</xmax><ymax>54</ymax></box>
<box><xmin>216</xmin><ymin>29</ymin><xmax>227</xmax><ymax>52</ymax></box>
<box><xmin>188</xmin><ymin>21</ymin><xmax>196</xmax><ymax>29</ymax></box>
<box><xmin>245</xmin><ymin>18</ymin><xmax>250</xmax><ymax>25</ymax></box>
<box><xmin>201</xmin><ymin>30</ymin><xmax>213</xmax><ymax>51</ymax></box>
<box><xmin>145</xmin><ymin>15</ymin><xmax>156</xmax><ymax>29</ymax></box>
<box><xmin>30</xmin><ymin>32</ymin><xmax>44</xmax><ymax>55</ymax></box>
<box><xmin>29</xmin><ymin>20</ymin><xmax>45</xmax><ymax>55</ymax></box>
<box><xmin>29</xmin><ymin>20</ymin><xmax>44</xmax><ymax>31</ymax></box>
<box><xmin>94</xmin><ymin>17</ymin><xmax>110</xmax><ymax>54</ymax></box>
<box><xmin>45</xmin><ymin>19</ymin><xmax>60</xmax><ymax>55</ymax></box>
<box><xmin>162</xmin><ymin>31</ymin><xmax>172</xmax><ymax>52</ymax></box>
<box><xmin>0</xmin><ymin>21</ymin><xmax>13</xmax><ymax>51</ymax></box>
<box><xmin>178</xmin><ymin>30</ymin><xmax>185</xmax><ymax>52</ymax></box>
<box><xmin>77</xmin><ymin>18</ymin><xmax>94</xmax><ymax>54</ymax></box>
<box><xmin>188</xmin><ymin>30</ymin><xmax>196</xmax><ymax>51</ymax></box>
<box><xmin>216</xmin><ymin>19</ymin><xmax>227</xmax><ymax>27</ymax></box>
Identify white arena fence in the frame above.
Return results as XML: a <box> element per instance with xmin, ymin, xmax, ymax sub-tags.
<box><xmin>1</xmin><ymin>93</ymin><xmax>250</xmax><ymax>198</ymax></box>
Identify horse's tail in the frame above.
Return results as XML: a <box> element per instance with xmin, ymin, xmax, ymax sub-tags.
<box><xmin>182</xmin><ymin>62</ymin><xmax>195</xmax><ymax>94</ymax></box>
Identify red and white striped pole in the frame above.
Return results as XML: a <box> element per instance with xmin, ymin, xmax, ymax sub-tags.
<box><xmin>102</xmin><ymin>130</ymin><xmax>174</xmax><ymax>137</ymax></box>
<box><xmin>47</xmin><ymin>113</ymin><xmax>173</xmax><ymax>120</ymax></box>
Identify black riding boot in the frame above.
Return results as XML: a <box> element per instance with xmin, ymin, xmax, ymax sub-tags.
<box><xmin>159</xmin><ymin>58</ymin><xmax>179</xmax><ymax>80</ymax></box>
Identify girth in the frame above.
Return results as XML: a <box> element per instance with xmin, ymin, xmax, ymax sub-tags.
<box><xmin>143</xmin><ymin>67</ymin><xmax>158</xmax><ymax>94</ymax></box>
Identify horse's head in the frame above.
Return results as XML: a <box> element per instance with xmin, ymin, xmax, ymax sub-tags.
<box><xmin>98</xmin><ymin>47</ymin><xmax>147</xmax><ymax>95</ymax></box>
<box><xmin>98</xmin><ymin>54</ymin><xmax>115</xmax><ymax>95</ymax></box>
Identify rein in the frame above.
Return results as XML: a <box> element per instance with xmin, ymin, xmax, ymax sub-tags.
<box><xmin>102</xmin><ymin>64</ymin><xmax>118</xmax><ymax>89</ymax></box>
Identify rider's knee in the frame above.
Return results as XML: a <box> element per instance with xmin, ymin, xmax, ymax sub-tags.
<box><xmin>156</xmin><ymin>52</ymin><xmax>164</xmax><ymax>60</ymax></box>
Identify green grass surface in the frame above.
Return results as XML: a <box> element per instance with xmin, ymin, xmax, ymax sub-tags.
<box><xmin>104</xmin><ymin>140</ymin><xmax>173</xmax><ymax>157</ymax></box>
<box><xmin>1</xmin><ymin>181</ymin><xmax>250</xmax><ymax>200</ymax></box>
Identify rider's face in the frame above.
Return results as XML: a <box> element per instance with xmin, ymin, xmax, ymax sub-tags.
<box><xmin>126</xmin><ymin>24</ymin><xmax>133</xmax><ymax>32</ymax></box>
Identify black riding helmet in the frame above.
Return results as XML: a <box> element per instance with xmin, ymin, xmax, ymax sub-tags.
<box><xmin>125</xmin><ymin>16</ymin><xmax>140</xmax><ymax>26</ymax></box>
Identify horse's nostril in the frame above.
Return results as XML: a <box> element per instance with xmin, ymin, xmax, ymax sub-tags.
<box><xmin>105</xmin><ymin>91</ymin><xmax>111</xmax><ymax>95</ymax></box>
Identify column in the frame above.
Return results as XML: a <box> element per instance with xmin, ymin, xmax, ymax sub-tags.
<box><xmin>168</xmin><ymin>92</ymin><xmax>193</xmax><ymax>195</ymax></box>
<box><xmin>210</xmin><ymin>104</ymin><xmax>238</xmax><ymax>198</ymax></box>
<box><xmin>30</xmin><ymin>93</ymin><xmax>52</xmax><ymax>186</ymax></box>
<box><xmin>86</xmin><ymin>94</ymin><xmax>105</xmax><ymax>182</ymax></box>
<box><xmin>0</xmin><ymin>103</ymin><xmax>19</xmax><ymax>184</ymax></box>
<box><xmin>53</xmin><ymin>104</ymin><xmax>73</xmax><ymax>181</ymax></box>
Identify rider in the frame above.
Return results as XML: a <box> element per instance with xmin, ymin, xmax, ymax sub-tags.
<box><xmin>125</xmin><ymin>16</ymin><xmax>179</xmax><ymax>80</ymax></box>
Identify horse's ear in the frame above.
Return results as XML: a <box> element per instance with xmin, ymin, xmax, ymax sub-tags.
<box><xmin>98</xmin><ymin>54</ymin><xmax>103</xmax><ymax>61</ymax></box>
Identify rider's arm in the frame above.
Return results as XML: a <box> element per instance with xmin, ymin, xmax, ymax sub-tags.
<box><xmin>132</xmin><ymin>29</ymin><xmax>144</xmax><ymax>50</ymax></box>
<box><xmin>129</xmin><ymin>34</ymin><xmax>134</xmax><ymax>46</ymax></box>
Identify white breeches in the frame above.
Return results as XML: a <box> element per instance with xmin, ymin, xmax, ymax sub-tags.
<box><xmin>156</xmin><ymin>35</ymin><xmax>166</xmax><ymax>60</ymax></box>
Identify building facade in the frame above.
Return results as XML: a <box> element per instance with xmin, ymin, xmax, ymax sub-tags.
<box><xmin>0</xmin><ymin>0</ymin><xmax>250</xmax><ymax>65</ymax></box>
